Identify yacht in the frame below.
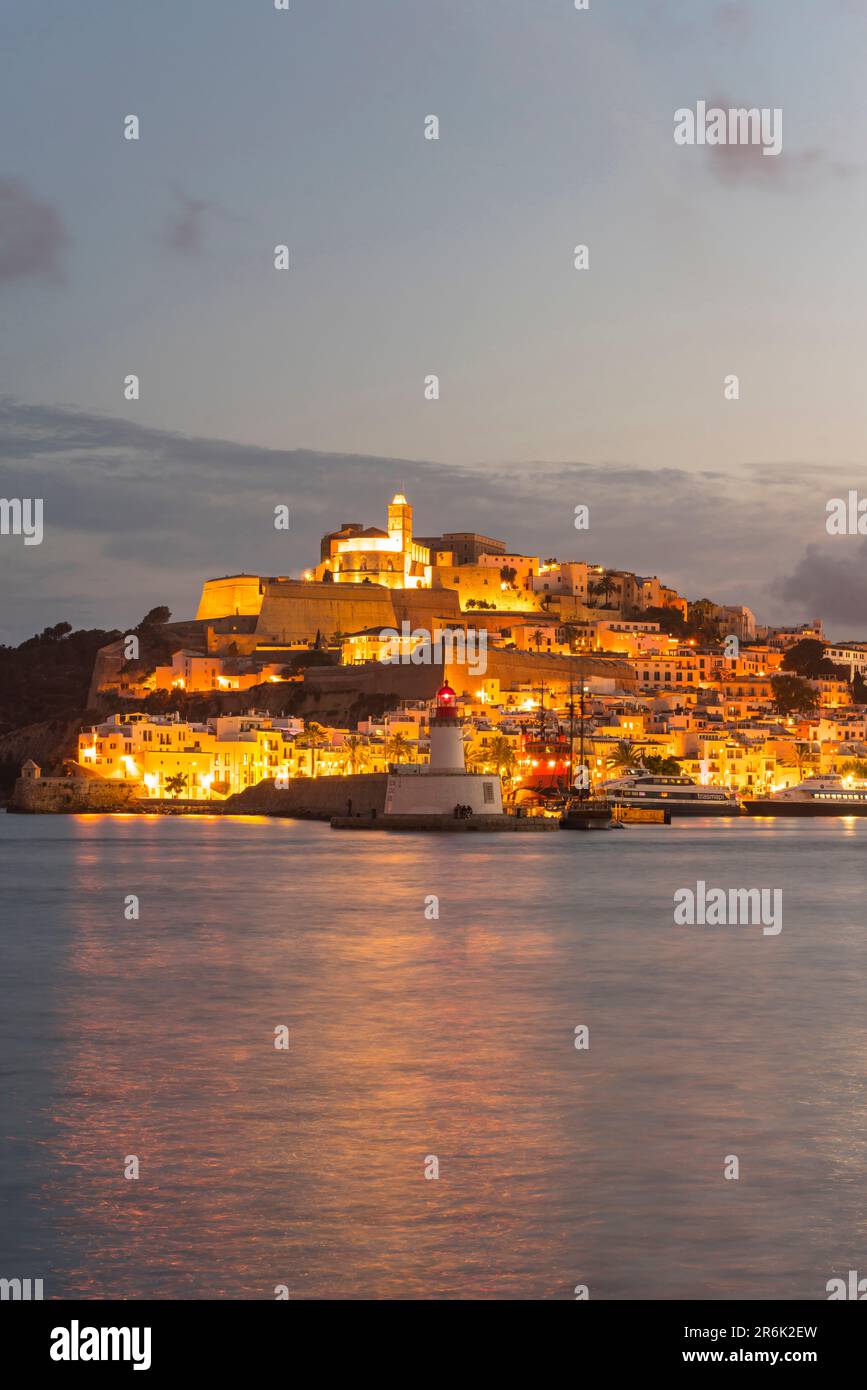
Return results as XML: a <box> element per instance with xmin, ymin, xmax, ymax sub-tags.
<box><xmin>601</xmin><ymin>768</ymin><xmax>742</xmax><ymax>816</ymax></box>
<box><xmin>744</xmin><ymin>774</ymin><xmax>867</xmax><ymax>816</ymax></box>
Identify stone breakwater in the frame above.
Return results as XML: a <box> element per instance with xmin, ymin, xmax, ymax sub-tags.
<box><xmin>9</xmin><ymin>776</ymin><xmax>143</xmax><ymax>814</ymax></box>
<box><xmin>10</xmin><ymin>773</ymin><xmax>540</xmax><ymax>825</ymax></box>
<box><xmin>222</xmin><ymin>773</ymin><xmax>389</xmax><ymax>820</ymax></box>
<box><xmin>8</xmin><ymin>772</ymin><xmax>391</xmax><ymax>820</ymax></box>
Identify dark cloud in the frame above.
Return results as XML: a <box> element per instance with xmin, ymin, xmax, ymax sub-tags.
<box><xmin>0</xmin><ymin>177</ymin><xmax>67</xmax><ymax>283</ymax></box>
<box><xmin>713</xmin><ymin>3</ymin><xmax>753</xmax><ymax>42</ymax></box>
<box><xmin>696</xmin><ymin>97</ymin><xmax>860</xmax><ymax>188</ymax></box>
<box><xmin>776</xmin><ymin>541</ymin><xmax>867</xmax><ymax>629</ymax></box>
<box><xmin>708</xmin><ymin>140</ymin><xmax>859</xmax><ymax>189</ymax></box>
<box><xmin>162</xmin><ymin>191</ymin><xmax>213</xmax><ymax>255</ymax></box>
<box><xmin>0</xmin><ymin>398</ymin><xmax>855</xmax><ymax>643</ymax></box>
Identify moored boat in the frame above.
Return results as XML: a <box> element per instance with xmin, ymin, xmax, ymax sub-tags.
<box><xmin>744</xmin><ymin>774</ymin><xmax>867</xmax><ymax>816</ymax></box>
<box><xmin>600</xmin><ymin>769</ymin><xmax>741</xmax><ymax>816</ymax></box>
<box><xmin>559</xmin><ymin>796</ymin><xmax>616</xmax><ymax>831</ymax></box>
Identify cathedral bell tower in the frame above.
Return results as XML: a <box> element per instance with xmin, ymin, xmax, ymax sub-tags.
<box><xmin>387</xmin><ymin>493</ymin><xmax>413</xmax><ymax>551</ymax></box>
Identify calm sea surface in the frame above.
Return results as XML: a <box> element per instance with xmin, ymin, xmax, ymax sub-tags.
<box><xmin>1</xmin><ymin>811</ymin><xmax>866</xmax><ymax>1300</ymax></box>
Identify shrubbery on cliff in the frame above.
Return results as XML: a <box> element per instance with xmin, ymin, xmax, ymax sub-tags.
<box><xmin>0</xmin><ymin>624</ymin><xmax>120</xmax><ymax>736</ymax></box>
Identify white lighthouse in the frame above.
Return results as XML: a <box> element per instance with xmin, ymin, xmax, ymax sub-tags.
<box><xmin>384</xmin><ymin>682</ymin><xmax>504</xmax><ymax>817</ymax></box>
<box><xmin>428</xmin><ymin>682</ymin><xmax>465</xmax><ymax>770</ymax></box>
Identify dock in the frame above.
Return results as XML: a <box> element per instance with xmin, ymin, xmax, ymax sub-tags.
<box><xmin>610</xmin><ymin>805</ymin><xmax>671</xmax><ymax>824</ymax></box>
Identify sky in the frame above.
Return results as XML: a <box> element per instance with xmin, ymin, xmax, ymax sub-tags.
<box><xmin>1</xmin><ymin>0</ymin><xmax>867</xmax><ymax>642</ymax></box>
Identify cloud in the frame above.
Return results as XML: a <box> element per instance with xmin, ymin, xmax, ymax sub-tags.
<box><xmin>713</xmin><ymin>3</ymin><xmax>753</xmax><ymax>42</ymax></box>
<box><xmin>695</xmin><ymin>98</ymin><xmax>861</xmax><ymax>188</ymax></box>
<box><xmin>0</xmin><ymin>398</ymin><xmax>858</xmax><ymax>643</ymax></box>
<box><xmin>776</xmin><ymin>541</ymin><xmax>867</xmax><ymax>630</ymax></box>
<box><xmin>162</xmin><ymin>191</ymin><xmax>214</xmax><ymax>255</ymax></box>
<box><xmin>0</xmin><ymin>177</ymin><xmax>67</xmax><ymax>284</ymax></box>
<box><xmin>707</xmin><ymin>139</ymin><xmax>859</xmax><ymax>189</ymax></box>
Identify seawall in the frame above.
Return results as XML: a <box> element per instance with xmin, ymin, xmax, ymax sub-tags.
<box><xmin>222</xmin><ymin>773</ymin><xmax>389</xmax><ymax>820</ymax></box>
<box><xmin>9</xmin><ymin>776</ymin><xmax>144</xmax><ymax>814</ymax></box>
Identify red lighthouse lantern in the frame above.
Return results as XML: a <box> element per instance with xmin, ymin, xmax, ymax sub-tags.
<box><xmin>433</xmin><ymin>682</ymin><xmax>458</xmax><ymax>721</ymax></box>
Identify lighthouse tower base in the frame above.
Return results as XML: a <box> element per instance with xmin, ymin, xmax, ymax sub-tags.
<box><xmin>385</xmin><ymin>769</ymin><xmax>503</xmax><ymax>817</ymax></box>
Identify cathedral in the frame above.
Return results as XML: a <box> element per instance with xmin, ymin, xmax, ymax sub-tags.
<box><xmin>317</xmin><ymin>494</ymin><xmax>432</xmax><ymax>589</ymax></box>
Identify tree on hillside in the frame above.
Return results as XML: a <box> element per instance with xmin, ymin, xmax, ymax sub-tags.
<box><xmin>782</xmin><ymin>639</ymin><xmax>839</xmax><ymax>679</ymax></box>
<box><xmin>771</xmin><ymin>674</ymin><xmax>819</xmax><ymax>715</ymax></box>
<box><xmin>0</xmin><ymin>625</ymin><xmax>122</xmax><ymax>736</ymax></box>
<box><xmin>594</xmin><ymin>575</ymin><xmax>619</xmax><ymax>609</ymax></box>
<box><xmin>139</xmin><ymin>606</ymin><xmax>171</xmax><ymax>627</ymax></box>
<box><xmin>636</xmin><ymin>605</ymin><xmax>691</xmax><ymax>640</ymax></box>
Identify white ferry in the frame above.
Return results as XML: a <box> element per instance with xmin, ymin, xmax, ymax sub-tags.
<box><xmin>601</xmin><ymin>769</ymin><xmax>742</xmax><ymax>816</ymax></box>
<box><xmin>744</xmin><ymin>774</ymin><xmax>867</xmax><ymax>817</ymax></box>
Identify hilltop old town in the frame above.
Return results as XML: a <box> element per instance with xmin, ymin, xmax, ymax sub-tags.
<box><xmin>9</xmin><ymin>492</ymin><xmax>867</xmax><ymax>812</ymax></box>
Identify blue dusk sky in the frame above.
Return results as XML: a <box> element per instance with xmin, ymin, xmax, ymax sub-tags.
<box><xmin>1</xmin><ymin>0</ymin><xmax>867</xmax><ymax>641</ymax></box>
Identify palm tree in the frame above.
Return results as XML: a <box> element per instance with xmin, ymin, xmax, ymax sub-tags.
<box><xmin>165</xmin><ymin>773</ymin><xmax>187</xmax><ymax>798</ymax></box>
<box><xmin>532</xmin><ymin>628</ymin><xmax>544</xmax><ymax>652</ymax></box>
<box><xmin>300</xmin><ymin>721</ymin><xmax>330</xmax><ymax>777</ymax></box>
<box><xmin>791</xmin><ymin>740</ymin><xmax>819</xmax><ymax>780</ymax></box>
<box><xmin>385</xmin><ymin>731</ymin><xmax>410</xmax><ymax>766</ymax></box>
<box><xmin>343</xmin><ymin>735</ymin><xmax>369</xmax><ymax>775</ymax></box>
<box><xmin>607</xmin><ymin>740</ymin><xmax>642</xmax><ymax>772</ymax></box>
<box><xmin>465</xmin><ymin>746</ymin><xmax>486</xmax><ymax>773</ymax></box>
<box><xmin>595</xmin><ymin>574</ymin><xmax>617</xmax><ymax>609</ymax></box>
<box><xmin>487</xmin><ymin>735</ymin><xmax>517</xmax><ymax>781</ymax></box>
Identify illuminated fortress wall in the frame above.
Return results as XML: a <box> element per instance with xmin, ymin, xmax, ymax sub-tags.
<box><xmin>195</xmin><ymin>575</ymin><xmax>266</xmax><ymax>622</ymax></box>
<box><xmin>255</xmin><ymin>581</ymin><xmax>396</xmax><ymax>643</ymax></box>
<box><xmin>254</xmin><ymin>580</ymin><xmax>461</xmax><ymax>644</ymax></box>
<box><xmin>444</xmin><ymin>648</ymin><xmax>637</xmax><ymax>699</ymax></box>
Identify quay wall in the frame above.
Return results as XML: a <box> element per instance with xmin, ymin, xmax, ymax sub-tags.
<box><xmin>222</xmin><ymin>773</ymin><xmax>389</xmax><ymax>819</ymax></box>
<box><xmin>10</xmin><ymin>776</ymin><xmax>144</xmax><ymax>814</ymax></box>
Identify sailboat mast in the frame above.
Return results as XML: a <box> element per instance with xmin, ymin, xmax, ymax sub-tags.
<box><xmin>579</xmin><ymin>663</ymin><xmax>586</xmax><ymax>799</ymax></box>
<box><xmin>569</xmin><ymin>659</ymin><xmax>575</xmax><ymax>792</ymax></box>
